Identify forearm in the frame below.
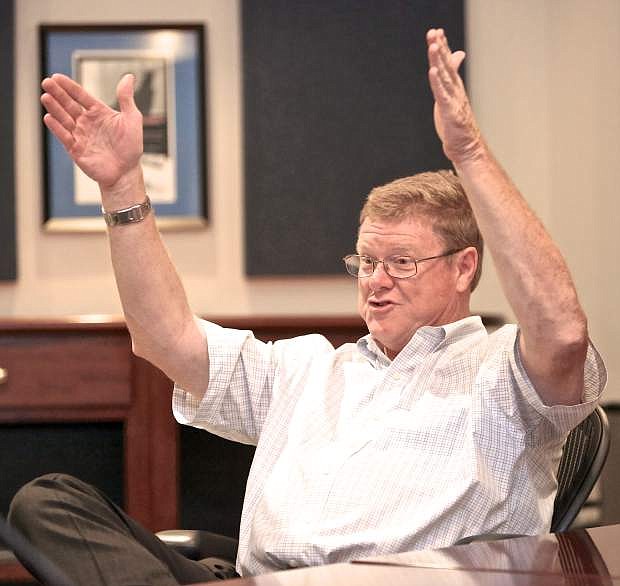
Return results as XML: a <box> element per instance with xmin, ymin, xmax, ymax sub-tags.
<box><xmin>103</xmin><ymin>169</ymin><xmax>208</xmax><ymax>400</ymax></box>
<box><xmin>454</xmin><ymin>147</ymin><xmax>588</xmax><ymax>401</ymax></box>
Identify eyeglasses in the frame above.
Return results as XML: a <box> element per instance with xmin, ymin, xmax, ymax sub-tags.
<box><xmin>342</xmin><ymin>248</ymin><xmax>465</xmax><ymax>279</ymax></box>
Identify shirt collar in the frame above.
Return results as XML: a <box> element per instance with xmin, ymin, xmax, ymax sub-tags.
<box><xmin>357</xmin><ymin>315</ymin><xmax>485</xmax><ymax>367</ymax></box>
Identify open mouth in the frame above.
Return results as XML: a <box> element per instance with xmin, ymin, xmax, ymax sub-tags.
<box><xmin>369</xmin><ymin>300</ymin><xmax>393</xmax><ymax>309</ymax></box>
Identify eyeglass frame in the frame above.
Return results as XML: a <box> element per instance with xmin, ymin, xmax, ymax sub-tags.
<box><xmin>342</xmin><ymin>247</ymin><xmax>467</xmax><ymax>279</ymax></box>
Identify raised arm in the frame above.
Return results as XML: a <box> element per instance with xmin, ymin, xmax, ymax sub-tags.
<box><xmin>425</xmin><ymin>29</ymin><xmax>588</xmax><ymax>406</ymax></box>
<box><xmin>41</xmin><ymin>73</ymin><xmax>208</xmax><ymax>401</ymax></box>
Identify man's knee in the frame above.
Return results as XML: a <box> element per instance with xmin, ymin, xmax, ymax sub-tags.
<box><xmin>8</xmin><ymin>473</ymin><xmax>83</xmax><ymax>534</ymax></box>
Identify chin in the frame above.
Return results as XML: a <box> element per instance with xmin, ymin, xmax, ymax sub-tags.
<box><xmin>366</xmin><ymin>320</ymin><xmax>392</xmax><ymax>347</ymax></box>
<box><xmin>368</xmin><ymin>321</ymin><xmax>416</xmax><ymax>352</ymax></box>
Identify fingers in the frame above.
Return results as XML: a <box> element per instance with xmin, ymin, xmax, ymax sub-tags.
<box><xmin>41</xmin><ymin>76</ymin><xmax>83</xmax><ymax>121</ymax></box>
<box><xmin>40</xmin><ymin>73</ymin><xmax>101</xmax><ymax>129</ymax></box>
<box><xmin>427</xmin><ymin>45</ymin><xmax>451</xmax><ymax>106</ymax></box>
<box><xmin>430</xmin><ymin>32</ymin><xmax>454</xmax><ymax>80</ymax></box>
<box><xmin>40</xmin><ymin>73</ymin><xmax>108</xmax><ymax>152</ymax></box>
<box><xmin>50</xmin><ymin>73</ymin><xmax>98</xmax><ymax>109</ymax></box>
<box><xmin>41</xmin><ymin>92</ymin><xmax>76</xmax><ymax>133</ymax></box>
<box><xmin>429</xmin><ymin>44</ymin><xmax>453</xmax><ymax>97</ymax></box>
<box><xmin>426</xmin><ymin>28</ymin><xmax>464</xmax><ymax>94</ymax></box>
<box><xmin>43</xmin><ymin>112</ymin><xmax>75</xmax><ymax>152</ymax></box>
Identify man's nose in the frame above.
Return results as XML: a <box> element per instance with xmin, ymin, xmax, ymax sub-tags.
<box><xmin>369</xmin><ymin>261</ymin><xmax>393</xmax><ymax>288</ymax></box>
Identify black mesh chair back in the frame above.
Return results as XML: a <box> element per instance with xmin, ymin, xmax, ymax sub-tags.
<box><xmin>551</xmin><ymin>405</ymin><xmax>610</xmax><ymax>533</ymax></box>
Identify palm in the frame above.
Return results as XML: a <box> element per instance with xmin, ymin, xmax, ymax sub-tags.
<box><xmin>433</xmin><ymin>99</ymin><xmax>476</xmax><ymax>159</ymax></box>
<box><xmin>69</xmin><ymin>103</ymin><xmax>143</xmax><ymax>187</ymax></box>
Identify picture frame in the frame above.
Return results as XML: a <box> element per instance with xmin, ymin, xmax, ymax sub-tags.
<box><xmin>40</xmin><ymin>24</ymin><xmax>208</xmax><ymax>232</ymax></box>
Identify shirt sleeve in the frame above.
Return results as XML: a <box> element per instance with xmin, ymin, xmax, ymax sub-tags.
<box><xmin>172</xmin><ymin>319</ymin><xmax>277</xmax><ymax>445</ymax></box>
<box><xmin>510</xmin><ymin>328</ymin><xmax>607</xmax><ymax>435</ymax></box>
<box><xmin>172</xmin><ymin>318</ymin><xmax>335</xmax><ymax>445</ymax></box>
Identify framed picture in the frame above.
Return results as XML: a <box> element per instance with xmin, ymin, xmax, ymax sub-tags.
<box><xmin>40</xmin><ymin>24</ymin><xmax>207</xmax><ymax>231</ymax></box>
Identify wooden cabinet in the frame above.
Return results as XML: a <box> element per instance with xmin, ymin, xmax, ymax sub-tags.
<box><xmin>0</xmin><ymin>318</ymin><xmax>178</xmax><ymax>535</ymax></box>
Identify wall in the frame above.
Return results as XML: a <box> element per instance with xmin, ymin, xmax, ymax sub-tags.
<box><xmin>2</xmin><ymin>0</ymin><xmax>618</xmax><ymax>398</ymax></box>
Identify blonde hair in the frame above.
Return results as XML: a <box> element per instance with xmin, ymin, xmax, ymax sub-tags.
<box><xmin>359</xmin><ymin>170</ymin><xmax>484</xmax><ymax>291</ymax></box>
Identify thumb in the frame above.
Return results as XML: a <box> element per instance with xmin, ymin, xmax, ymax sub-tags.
<box><xmin>116</xmin><ymin>73</ymin><xmax>139</xmax><ymax>114</ymax></box>
<box><xmin>451</xmin><ymin>50</ymin><xmax>466</xmax><ymax>72</ymax></box>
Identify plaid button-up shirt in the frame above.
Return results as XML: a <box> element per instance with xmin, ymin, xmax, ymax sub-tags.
<box><xmin>173</xmin><ymin>316</ymin><xmax>605</xmax><ymax>576</ymax></box>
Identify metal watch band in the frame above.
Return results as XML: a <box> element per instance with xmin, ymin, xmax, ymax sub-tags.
<box><xmin>102</xmin><ymin>196</ymin><xmax>152</xmax><ymax>227</ymax></box>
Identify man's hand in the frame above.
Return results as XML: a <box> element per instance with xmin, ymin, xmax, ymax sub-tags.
<box><xmin>41</xmin><ymin>73</ymin><xmax>143</xmax><ymax>191</ymax></box>
<box><xmin>426</xmin><ymin>28</ymin><xmax>484</xmax><ymax>166</ymax></box>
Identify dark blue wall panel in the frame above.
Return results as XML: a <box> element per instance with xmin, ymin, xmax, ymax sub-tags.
<box><xmin>243</xmin><ymin>0</ymin><xmax>464</xmax><ymax>275</ymax></box>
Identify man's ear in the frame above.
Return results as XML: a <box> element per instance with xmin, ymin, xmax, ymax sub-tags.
<box><xmin>455</xmin><ymin>247</ymin><xmax>478</xmax><ymax>293</ymax></box>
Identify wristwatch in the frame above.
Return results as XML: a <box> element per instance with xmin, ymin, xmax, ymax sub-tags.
<box><xmin>102</xmin><ymin>196</ymin><xmax>152</xmax><ymax>227</ymax></box>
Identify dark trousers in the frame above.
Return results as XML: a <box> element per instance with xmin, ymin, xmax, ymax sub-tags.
<box><xmin>8</xmin><ymin>474</ymin><xmax>236</xmax><ymax>586</ymax></box>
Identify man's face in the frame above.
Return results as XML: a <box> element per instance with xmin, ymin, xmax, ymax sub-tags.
<box><xmin>356</xmin><ymin>216</ymin><xmax>469</xmax><ymax>358</ymax></box>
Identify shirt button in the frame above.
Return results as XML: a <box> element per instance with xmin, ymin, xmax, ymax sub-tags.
<box><xmin>288</xmin><ymin>560</ymin><xmax>299</xmax><ymax>568</ymax></box>
<box><xmin>393</xmin><ymin>373</ymin><xmax>401</xmax><ymax>381</ymax></box>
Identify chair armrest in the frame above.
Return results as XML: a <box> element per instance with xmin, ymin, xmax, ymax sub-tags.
<box><xmin>156</xmin><ymin>529</ymin><xmax>239</xmax><ymax>562</ymax></box>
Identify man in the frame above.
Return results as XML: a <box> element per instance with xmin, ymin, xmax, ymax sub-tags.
<box><xmin>9</xmin><ymin>28</ymin><xmax>605</xmax><ymax>586</ymax></box>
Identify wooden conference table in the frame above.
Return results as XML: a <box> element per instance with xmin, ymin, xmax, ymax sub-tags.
<box><xmin>1</xmin><ymin>523</ymin><xmax>619</xmax><ymax>584</ymax></box>
<box><xmin>212</xmin><ymin>524</ymin><xmax>620</xmax><ymax>586</ymax></box>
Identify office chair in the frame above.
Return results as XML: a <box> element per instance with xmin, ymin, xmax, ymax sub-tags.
<box><xmin>551</xmin><ymin>405</ymin><xmax>610</xmax><ymax>532</ymax></box>
<box><xmin>157</xmin><ymin>405</ymin><xmax>610</xmax><ymax>560</ymax></box>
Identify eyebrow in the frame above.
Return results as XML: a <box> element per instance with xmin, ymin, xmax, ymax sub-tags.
<box><xmin>356</xmin><ymin>247</ymin><xmax>415</xmax><ymax>257</ymax></box>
